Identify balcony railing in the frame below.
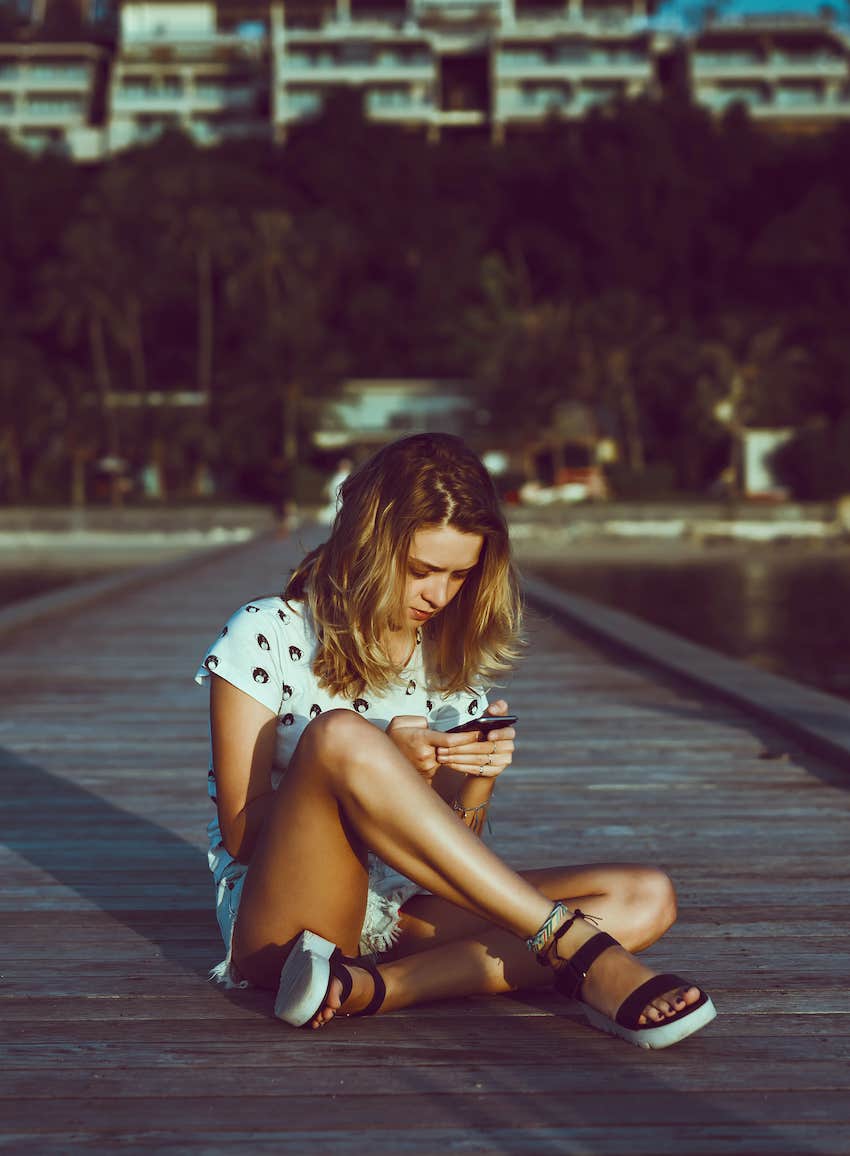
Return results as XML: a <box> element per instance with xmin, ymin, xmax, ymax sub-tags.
<box><xmin>496</xmin><ymin>51</ymin><xmax>650</xmax><ymax>78</ymax></box>
<box><xmin>693</xmin><ymin>53</ymin><xmax>848</xmax><ymax>79</ymax></box>
<box><xmin>281</xmin><ymin>56</ymin><xmax>434</xmax><ymax>82</ymax></box>
<box><xmin>113</xmin><ymin>86</ymin><xmax>257</xmax><ymax>111</ymax></box>
<box><xmin>0</xmin><ymin>64</ymin><xmax>91</xmax><ymax>90</ymax></box>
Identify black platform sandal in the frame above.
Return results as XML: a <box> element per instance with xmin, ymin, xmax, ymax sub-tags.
<box><xmin>274</xmin><ymin>930</ymin><xmax>387</xmax><ymax>1027</ymax></box>
<box><xmin>533</xmin><ymin>904</ymin><xmax>717</xmax><ymax>1051</ymax></box>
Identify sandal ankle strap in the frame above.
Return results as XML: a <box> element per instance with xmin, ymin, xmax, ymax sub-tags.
<box><xmin>552</xmin><ymin>931</ymin><xmax>618</xmax><ymax>1000</ymax></box>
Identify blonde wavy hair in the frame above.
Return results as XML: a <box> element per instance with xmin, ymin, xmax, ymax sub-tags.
<box><xmin>285</xmin><ymin>433</ymin><xmax>523</xmax><ymax>699</ymax></box>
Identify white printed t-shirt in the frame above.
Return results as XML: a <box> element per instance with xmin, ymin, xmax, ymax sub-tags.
<box><xmin>195</xmin><ymin>596</ymin><xmax>487</xmax><ymax>981</ymax></box>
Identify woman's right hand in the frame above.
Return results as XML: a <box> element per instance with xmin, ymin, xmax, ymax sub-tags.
<box><xmin>386</xmin><ymin>716</ymin><xmax>471</xmax><ymax>784</ymax></box>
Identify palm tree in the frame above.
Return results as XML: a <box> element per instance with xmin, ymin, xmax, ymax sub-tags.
<box><xmin>224</xmin><ymin>208</ymin><xmax>351</xmax><ymax>493</ymax></box>
<box><xmin>696</xmin><ymin>316</ymin><xmax>810</xmax><ymax>494</ymax></box>
<box><xmin>150</xmin><ymin>143</ymin><xmax>243</xmax><ymax>408</ymax></box>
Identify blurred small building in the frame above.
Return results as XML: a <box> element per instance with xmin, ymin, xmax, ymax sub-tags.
<box><xmin>311</xmin><ymin>377</ymin><xmax>479</xmax><ymax>456</ymax></box>
<box><xmin>689</xmin><ymin>13</ymin><xmax>850</xmax><ymax>130</ymax></box>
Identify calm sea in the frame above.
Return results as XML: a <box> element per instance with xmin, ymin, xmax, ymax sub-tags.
<box><xmin>528</xmin><ymin>552</ymin><xmax>850</xmax><ymax>704</ymax></box>
<box><xmin>7</xmin><ymin>555</ymin><xmax>850</xmax><ymax>703</ymax></box>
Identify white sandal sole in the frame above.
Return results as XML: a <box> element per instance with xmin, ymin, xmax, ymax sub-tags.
<box><xmin>583</xmin><ymin>994</ymin><xmax>717</xmax><ymax>1050</ymax></box>
<box><xmin>274</xmin><ymin>930</ymin><xmax>336</xmax><ymax>1027</ymax></box>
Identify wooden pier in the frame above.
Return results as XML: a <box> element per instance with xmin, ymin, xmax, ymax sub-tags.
<box><xmin>1</xmin><ymin>531</ymin><xmax>848</xmax><ymax>1154</ymax></box>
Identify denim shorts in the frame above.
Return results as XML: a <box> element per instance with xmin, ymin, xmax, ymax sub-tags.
<box><xmin>209</xmin><ymin>838</ymin><xmax>423</xmax><ymax>988</ymax></box>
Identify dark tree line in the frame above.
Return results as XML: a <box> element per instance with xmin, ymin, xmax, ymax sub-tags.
<box><xmin>2</xmin><ymin>92</ymin><xmax>850</xmax><ymax>504</ymax></box>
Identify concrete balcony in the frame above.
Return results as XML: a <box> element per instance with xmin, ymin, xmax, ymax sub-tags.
<box><xmin>496</xmin><ymin>55</ymin><xmax>651</xmax><ymax>80</ymax></box>
<box><xmin>696</xmin><ymin>87</ymin><xmax>768</xmax><ymax>111</ymax></box>
<box><xmin>280</xmin><ymin>58</ymin><xmax>434</xmax><ymax>83</ymax></box>
<box><xmin>366</xmin><ymin>88</ymin><xmax>434</xmax><ymax>114</ymax></box>
<box><xmin>750</xmin><ymin>98</ymin><xmax>850</xmax><ymax>119</ymax></box>
<box><xmin>496</xmin><ymin>90</ymin><xmax>574</xmax><ymax>118</ymax></box>
<box><xmin>112</xmin><ymin>87</ymin><xmax>257</xmax><ymax>114</ymax></box>
<box><xmin>7</xmin><ymin>102</ymin><xmax>87</xmax><ymax>127</ymax></box>
<box><xmin>432</xmin><ymin>107</ymin><xmax>487</xmax><ymax>125</ymax></box>
<box><xmin>0</xmin><ymin>67</ymin><xmax>92</xmax><ymax>91</ymax></box>
<box><xmin>692</xmin><ymin>55</ymin><xmax>848</xmax><ymax>81</ymax></box>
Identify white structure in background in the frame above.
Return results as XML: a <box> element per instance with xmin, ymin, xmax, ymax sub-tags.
<box><xmin>742</xmin><ymin>428</ymin><xmax>793</xmax><ymax>499</ymax></box>
<box><xmin>4</xmin><ymin>1</ymin><xmax>850</xmax><ymax>160</ymax></box>
<box><xmin>689</xmin><ymin>13</ymin><xmax>850</xmax><ymax>127</ymax></box>
<box><xmin>312</xmin><ymin>378</ymin><xmax>478</xmax><ymax>453</ymax></box>
<box><xmin>107</xmin><ymin>1</ymin><xmax>268</xmax><ymax>151</ymax></box>
<box><xmin>0</xmin><ymin>38</ymin><xmax>107</xmax><ymax>158</ymax></box>
<box><xmin>271</xmin><ymin>0</ymin><xmax>660</xmax><ymax>140</ymax></box>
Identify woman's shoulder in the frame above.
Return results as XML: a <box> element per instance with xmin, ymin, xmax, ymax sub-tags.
<box><xmin>227</xmin><ymin>596</ymin><xmax>309</xmax><ymax>631</ymax></box>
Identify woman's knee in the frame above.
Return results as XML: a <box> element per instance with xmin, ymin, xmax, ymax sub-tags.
<box><xmin>299</xmin><ymin>708</ymin><xmax>384</xmax><ymax>776</ymax></box>
<box><xmin>630</xmin><ymin>866</ymin><xmax>677</xmax><ymax>939</ymax></box>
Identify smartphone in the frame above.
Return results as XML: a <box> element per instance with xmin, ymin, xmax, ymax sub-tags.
<box><xmin>447</xmin><ymin>714</ymin><xmax>518</xmax><ymax>735</ymax></box>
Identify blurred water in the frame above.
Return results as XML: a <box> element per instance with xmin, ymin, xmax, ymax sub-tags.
<box><xmin>529</xmin><ymin>553</ymin><xmax>850</xmax><ymax>703</ymax></box>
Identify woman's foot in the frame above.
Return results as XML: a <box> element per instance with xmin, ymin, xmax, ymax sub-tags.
<box><xmin>546</xmin><ymin>908</ymin><xmax>702</xmax><ymax>1025</ymax></box>
<box><xmin>309</xmin><ymin>962</ymin><xmax>384</xmax><ymax>1029</ymax></box>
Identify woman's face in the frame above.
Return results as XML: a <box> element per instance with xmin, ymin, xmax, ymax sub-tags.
<box><xmin>403</xmin><ymin>524</ymin><xmax>484</xmax><ymax>627</ymax></box>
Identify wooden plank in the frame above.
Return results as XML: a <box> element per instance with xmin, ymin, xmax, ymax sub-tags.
<box><xmin>1</xmin><ymin>532</ymin><xmax>850</xmax><ymax>1149</ymax></box>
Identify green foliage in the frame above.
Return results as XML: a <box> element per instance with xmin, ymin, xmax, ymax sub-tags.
<box><xmin>2</xmin><ymin>95</ymin><xmax>850</xmax><ymax>503</ymax></box>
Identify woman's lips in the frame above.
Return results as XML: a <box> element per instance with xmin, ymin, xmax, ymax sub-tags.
<box><xmin>410</xmin><ymin>608</ymin><xmax>432</xmax><ymax>621</ymax></box>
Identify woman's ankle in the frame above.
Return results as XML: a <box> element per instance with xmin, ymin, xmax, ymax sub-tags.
<box><xmin>526</xmin><ymin>902</ymin><xmax>603</xmax><ymax>969</ymax></box>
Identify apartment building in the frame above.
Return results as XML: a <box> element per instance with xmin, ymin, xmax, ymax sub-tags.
<box><xmin>107</xmin><ymin>1</ymin><xmax>269</xmax><ymax>151</ymax></box>
<box><xmin>0</xmin><ymin>38</ymin><xmax>107</xmax><ymax>159</ymax></box>
<box><xmin>689</xmin><ymin>13</ymin><xmax>850</xmax><ymax>129</ymax></box>
<box><xmin>2</xmin><ymin>1</ymin><xmax>850</xmax><ymax>161</ymax></box>
<box><xmin>271</xmin><ymin>0</ymin><xmax>660</xmax><ymax>140</ymax></box>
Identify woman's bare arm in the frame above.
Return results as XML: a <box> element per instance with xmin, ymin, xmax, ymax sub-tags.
<box><xmin>210</xmin><ymin>674</ymin><xmax>278</xmax><ymax>863</ymax></box>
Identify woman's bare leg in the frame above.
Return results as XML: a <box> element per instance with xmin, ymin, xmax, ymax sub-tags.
<box><xmin>233</xmin><ymin>711</ymin><xmax>702</xmax><ymax>1028</ymax></box>
<box><xmin>233</xmin><ymin>709</ymin><xmax>552</xmax><ymax>986</ymax></box>
<box><xmin>370</xmin><ymin>865</ymin><xmax>690</xmax><ymax>1017</ymax></box>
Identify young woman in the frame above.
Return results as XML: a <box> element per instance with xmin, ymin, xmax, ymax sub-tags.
<box><xmin>195</xmin><ymin>433</ymin><xmax>715</xmax><ymax>1049</ymax></box>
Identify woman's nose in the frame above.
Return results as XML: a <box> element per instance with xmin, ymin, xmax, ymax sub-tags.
<box><xmin>423</xmin><ymin>575</ymin><xmax>450</xmax><ymax>608</ymax></box>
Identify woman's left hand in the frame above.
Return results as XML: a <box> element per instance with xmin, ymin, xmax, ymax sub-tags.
<box><xmin>434</xmin><ymin>700</ymin><xmax>515</xmax><ymax>779</ymax></box>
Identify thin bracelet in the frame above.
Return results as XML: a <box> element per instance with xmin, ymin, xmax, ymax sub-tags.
<box><xmin>451</xmin><ymin>798</ymin><xmax>489</xmax><ymax>822</ymax></box>
<box><xmin>451</xmin><ymin>797</ymin><xmax>492</xmax><ymax>836</ymax></box>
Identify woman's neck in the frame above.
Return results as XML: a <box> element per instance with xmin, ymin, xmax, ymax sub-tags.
<box><xmin>384</xmin><ymin>626</ymin><xmax>418</xmax><ymax>670</ymax></box>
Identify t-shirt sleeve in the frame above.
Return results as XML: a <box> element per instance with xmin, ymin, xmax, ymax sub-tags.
<box><xmin>194</xmin><ymin>602</ymin><xmax>285</xmax><ymax>716</ymax></box>
<box><xmin>429</xmin><ymin>685</ymin><xmax>490</xmax><ymax>732</ymax></box>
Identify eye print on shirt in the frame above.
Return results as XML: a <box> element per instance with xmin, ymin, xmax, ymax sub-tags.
<box><xmin>256</xmin><ymin>634</ymin><xmax>270</xmax><ymax>651</ymax></box>
<box><xmin>253</xmin><ymin>667</ymin><xmax>270</xmax><ymax>684</ymax></box>
<box><xmin>280</xmin><ymin>713</ymin><xmax>295</xmax><ymax>726</ymax></box>
<box><xmin>309</xmin><ymin>704</ymin><xmax>322</xmax><ymax>718</ymax></box>
<box><xmin>278</xmin><ymin>607</ymin><xmax>290</xmax><ymax>624</ymax></box>
<box><xmin>204</xmin><ymin>654</ymin><xmax>219</xmax><ymax>671</ymax></box>
<box><xmin>467</xmin><ymin>698</ymin><xmax>479</xmax><ymax>716</ymax></box>
<box><xmin>245</xmin><ymin>605</ymin><xmax>260</xmax><ymax>614</ymax></box>
<box><xmin>219</xmin><ymin>625</ymin><xmax>228</xmax><ymax>638</ymax></box>
<box><xmin>426</xmin><ymin>699</ymin><xmax>433</xmax><ymax>711</ymax></box>
<box><xmin>353</xmin><ymin>698</ymin><xmax>369</xmax><ymax>713</ymax></box>
<box><xmin>406</xmin><ymin>680</ymin><xmax>416</xmax><ymax>695</ymax></box>
<box><xmin>281</xmin><ymin>683</ymin><xmax>293</xmax><ymax>701</ymax></box>
<box><xmin>289</xmin><ymin>645</ymin><xmax>302</xmax><ymax>661</ymax></box>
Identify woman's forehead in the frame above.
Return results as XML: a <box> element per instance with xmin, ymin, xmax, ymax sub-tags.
<box><xmin>409</xmin><ymin>526</ymin><xmax>483</xmax><ymax>570</ymax></box>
